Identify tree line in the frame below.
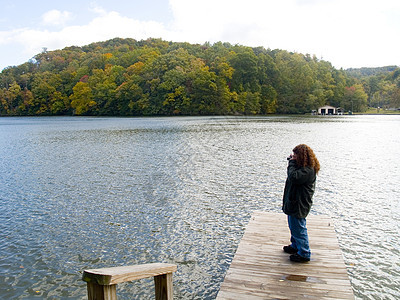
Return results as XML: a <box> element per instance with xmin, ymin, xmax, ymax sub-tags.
<box><xmin>0</xmin><ymin>38</ymin><xmax>399</xmax><ymax>116</ymax></box>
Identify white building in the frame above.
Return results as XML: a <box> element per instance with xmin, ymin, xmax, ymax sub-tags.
<box><xmin>318</xmin><ymin>105</ymin><xmax>337</xmax><ymax>115</ymax></box>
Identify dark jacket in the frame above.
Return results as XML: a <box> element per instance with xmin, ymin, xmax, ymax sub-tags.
<box><xmin>282</xmin><ymin>160</ymin><xmax>316</xmax><ymax>218</ymax></box>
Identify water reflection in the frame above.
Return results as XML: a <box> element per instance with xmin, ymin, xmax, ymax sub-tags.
<box><xmin>0</xmin><ymin>115</ymin><xmax>399</xmax><ymax>299</ymax></box>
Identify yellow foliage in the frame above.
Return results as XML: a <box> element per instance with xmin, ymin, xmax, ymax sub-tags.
<box><xmin>103</xmin><ymin>53</ymin><xmax>113</xmax><ymax>59</ymax></box>
<box><xmin>127</xmin><ymin>62</ymin><xmax>145</xmax><ymax>75</ymax></box>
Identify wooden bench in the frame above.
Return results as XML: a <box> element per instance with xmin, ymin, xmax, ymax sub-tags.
<box><xmin>82</xmin><ymin>263</ymin><xmax>177</xmax><ymax>300</ymax></box>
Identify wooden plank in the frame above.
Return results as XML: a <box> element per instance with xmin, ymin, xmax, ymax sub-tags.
<box><xmin>82</xmin><ymin>263</ymin><xmax>177</xmax><ymax>285</ymax></box>
<box><xmin>217</xmin><ymin>211</ymin><xmax>354</xmax><ymax>299</ymax></box>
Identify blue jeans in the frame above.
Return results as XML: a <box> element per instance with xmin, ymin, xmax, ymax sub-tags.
<box><xmin>288</xmin><ymin>215</ymin><xmax>311</xmax><ymax>258</ymax></box>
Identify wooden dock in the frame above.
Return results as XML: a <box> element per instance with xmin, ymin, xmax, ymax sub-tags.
<box><xmin>217</xmin><ymin>211</ymin><xmax>354</xmax><ymax>299</ymax></box>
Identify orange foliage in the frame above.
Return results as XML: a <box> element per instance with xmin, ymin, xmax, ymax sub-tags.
<box><xmin>103</xmin><ymin>53</ymin><xmax>113</xmax><ymax>60</ymax></box>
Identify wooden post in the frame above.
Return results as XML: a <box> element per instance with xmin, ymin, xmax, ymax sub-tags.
<box><xmin>82</xmin><ymin>263</ymin><xmax>177</xmax><ymax>300</ymax></box>
<box><xmin>154</xmin><ymin>273</ymin><xmax>173</xmax><ymax>300</ymax></box>
<box><xmin>86</xmin><ymin>282</ymin><xmax>117</xmax><ymax>300</ymax></box>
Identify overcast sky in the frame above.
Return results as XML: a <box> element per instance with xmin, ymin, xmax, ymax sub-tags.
<box><xmin>1</xmin><ymin>0</ymin><xmax>399</xmax><ymax>71</ymax></box>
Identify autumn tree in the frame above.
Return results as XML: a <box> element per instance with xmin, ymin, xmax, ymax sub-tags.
<box><xmin>1</xmin><ymin>37</ymin><xmax>396</xmax><ymax>116</ymax></box>
<box><xmin>69</xmin><ymin>82</ymin><xmax>96</xmax><ymax>115</ymax></box>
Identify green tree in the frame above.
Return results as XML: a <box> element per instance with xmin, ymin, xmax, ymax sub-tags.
<box><xmin>6</xmin><ymin>81</ymin><xmax>22</xmax><ymax>112</ymax></box>
<box><xmin>241</xmin><ymin>91</ymin><xmax>261</xmax><ymax>115</ymax></box>
<box><xmin>260</xmin><ymin>85</ymin><xmax>277</xmax><ymax>114</ymax></box>
<box><xmin>69</xmin><ymin>82</ymin><xmax>96</xmax><ymax>115</ymax></box>
<box><xmin>162</xmin><ymin>85</ymin><xmax>190</xmax><ymax>115</ymax></box>
<box><xmin>159</xmin><ymin>65</ymin><xmax>189</xmax><ymax>114</ymax></box>
<box><xmin>0</xmin><ymin>88</ymin><xmax>9</xmax><ymax>114</ymax></box>
<box><xmin>342</xmin><ymin>84</ymin><xmax>368</xmax><ymax>112</ymax></box>
<box><xmin>49</xmin><ymin>91</ymin><xmax>69</xmax><ymax>114</ymax></box>
<box><xmin>329</xmin><ymin>69</ymin><xmax>348</xmax><ymax>108</ymax></box>
<box><xmin>229</xmin><ymin>47</ymin><xmax>259</xmax><ymax>93</ymax></box>
<box><xmin>115</xmin><ymin>79</ymin><xmax>149</xmax><ymax>115</ymax></box>
<box><xmin>185</xmin><ymin>58</ymin><xmax>219</xmax><ymax>114</ymax></box>
<box><xmin>213</xmin><ymin>59</ymin><xmax>235</xmax><ymax>114</ymax></box>
<box><xmin>17</xmin><ymin>88</ymin><xmax>34</xmax><ymax>114</ymax></box>
<box><xmin>88</xmin><ymin>68</ymin><xmax>117</xmax><ymax>115</ymax></box>
<box><xmin>274</xmin><ymin>52</ymin><xmax>314</xmax><ymax>113</ymax></box>
<box><xmin>31</xmin><ymin>72</ymin><xmax>63</xmax><ymax>114</ymax></box>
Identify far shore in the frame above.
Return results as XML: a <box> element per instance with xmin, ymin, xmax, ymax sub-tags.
<box><xmin>355</xmin><ymin>108</ymin><xmax>400</xmax><ymax>115</ymax></box>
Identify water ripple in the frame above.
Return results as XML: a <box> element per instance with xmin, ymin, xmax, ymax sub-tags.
<box><xmin>0</xmin><ymin>115</ymin><xmax>399</xmax><ymax>299</ymax></box>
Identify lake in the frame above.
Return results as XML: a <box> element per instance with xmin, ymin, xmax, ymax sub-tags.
<box><xmin>0</xmin><ymin>115</ymin><xmax>399</xmax><ymax>299</ymax></box>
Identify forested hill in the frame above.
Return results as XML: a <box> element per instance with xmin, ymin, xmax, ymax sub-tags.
<box><xmin>345</xmin><ymin>66</ymin><xmax>398</xmax><ymax>78</ymax></box>
<box><xmin>1</xmin><ymin>38</ymin><xmax>399</xmax><ymax>116</ymax></box>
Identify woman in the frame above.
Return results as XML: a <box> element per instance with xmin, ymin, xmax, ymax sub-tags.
<box><xmin>282</xmin><ymin>144</ymin><xmax>320</xmax><ymax>262</ymax></box>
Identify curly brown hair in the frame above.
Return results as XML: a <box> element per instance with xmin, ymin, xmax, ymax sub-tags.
<box><xmin>293</xmin><ymin>144</ymin><xmax>320</xmax><ymax>174</ymax></box>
